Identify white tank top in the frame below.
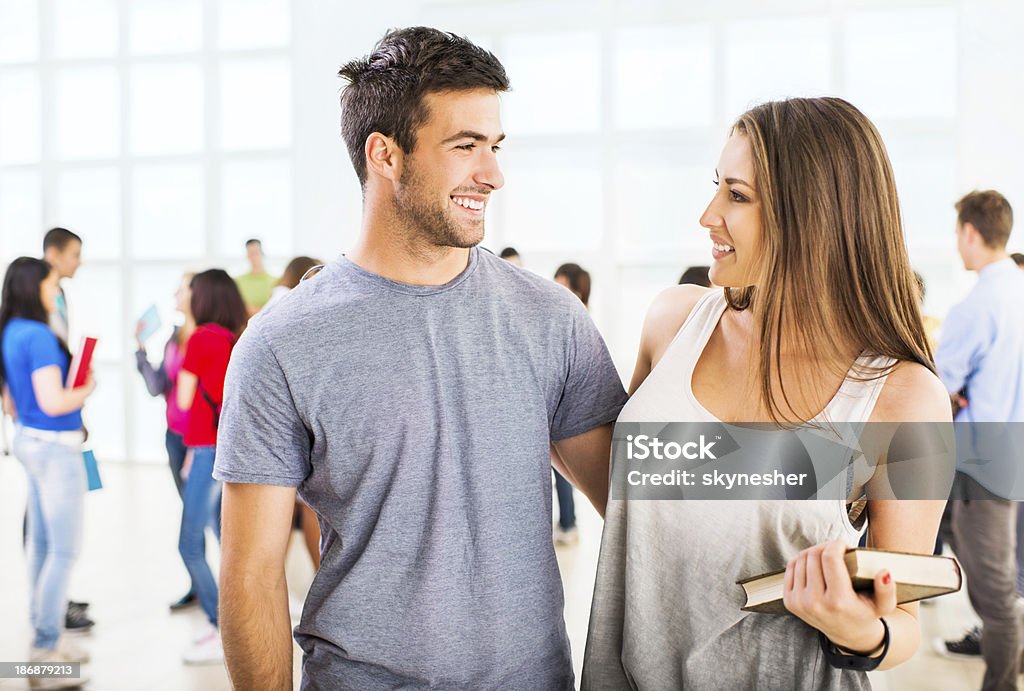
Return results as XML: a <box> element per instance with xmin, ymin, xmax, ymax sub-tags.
<box><xmin>582</xmin><ymin>289</ymin><xmax>894</xmax><ymax>691</ymax></box>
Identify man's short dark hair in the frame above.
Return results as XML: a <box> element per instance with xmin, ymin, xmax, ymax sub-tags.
<box><xmin>956</xmin><ymin>190</ymin><xmax>1013</xmax><ymax>250</ymax></box>
<box><xmin>678</xmin><ymin>266</ymin><xmax>711</xmax><ymax>287</ymax></box>
<box><xmin>245</xmin><ymin>238</ymin><xmax>262</xmax><ymax>249</ymax></box>
<box><xmin>43</xmin><ymin>227</ymin><xmax>82</xmax><ymax>253</ymax></box>
<box><xmin>499</xmin><ymin>247</ymin><xmax>519</xmax><ymax>260</ymax></box>
<box><xmin>338</xmin><ymin>27</ymin><xmax>511</xmax><ymax>186</ymax></box>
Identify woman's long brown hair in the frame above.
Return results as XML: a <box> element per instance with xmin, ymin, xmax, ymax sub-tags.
<box><xmin>724</xmin><ymin>97</ymin><xmax>932</xmax><ymax>424</ymax></box>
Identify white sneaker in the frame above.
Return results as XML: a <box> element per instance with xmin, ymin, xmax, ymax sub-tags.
<box><xmin>27</xmin><ymin>674</ymin><xmax>88</xmax><ymax>691</ymax></box>
<box><xmin>554</xmin><ymin>525</ymin><xmax>579</xmax><ymax>546</ymax></box>
<box><xmin>190</xmin><ymin>621</ymin><xmax>217</xmax><ymax>644</ymax></box>
<box><xmin>29</xmin><ymin>644</ymin><xmax>86</xmax><ymax>663</ymax></box>
<box><xmin>183</xmin><ymin>626</ymin><xmax>224</xmax><ymax>666</ymax></box>
<box><xmin>56</xmin><ymin>637</ymin><xmax>90</xmax><ymax>663</ymax></box>
<box><xmin>25</xmin><ymin>647</ymin><xmax>89</xmax><ymax>689</ymax></box>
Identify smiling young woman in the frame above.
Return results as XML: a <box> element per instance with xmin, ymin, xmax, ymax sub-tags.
<box><xmin>582</xmin><ymin>97</ymin><xmax>952</xmax><ymax>691</ymax></box>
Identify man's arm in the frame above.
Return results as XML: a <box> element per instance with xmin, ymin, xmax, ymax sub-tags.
<box><xmin>549</xmin><ymin>286</ymin><xmax>709</xmax><ymax>517</ymax></box>
<box><xmin>552</xmin><ymin>423</ymin><xmax>613</xmax><ymax>517</ymax></box>
<box><xmin>220</xmin><ymin>482</ymin><xmax>297</xmax><ymax>690</ymax></box>
<box><xmin>933</xmin><ymin>303</ymin><xmax>985</xmax><ymax>397</ymax></box>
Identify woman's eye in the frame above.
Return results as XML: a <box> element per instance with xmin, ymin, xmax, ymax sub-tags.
<box><xmin>730</xmin><ymin>190</ymin><xmax>747</xmax><ymax>203</ymax></box>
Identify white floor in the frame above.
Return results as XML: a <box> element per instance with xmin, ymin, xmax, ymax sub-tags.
<box><xmin>0</xmin><ymin>459</ymin><xmax>986</xmax><ymax>690</ymax></box>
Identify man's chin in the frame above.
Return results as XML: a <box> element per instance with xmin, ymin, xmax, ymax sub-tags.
<box><xmin>437</xmin><ymin>224</ymin><xmax>485</xmax><ymax>250</ymax></box>
<box><xmin>452</xmin><ymin>233</ymin><xmax>484</xmax><ymax>249</ymax></box>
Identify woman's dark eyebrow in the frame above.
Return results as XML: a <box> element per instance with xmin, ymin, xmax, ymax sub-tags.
<box><xmin>725</xmin><ymin>177</ymin><xmax>753</xmax><ymax>188</ymax></box>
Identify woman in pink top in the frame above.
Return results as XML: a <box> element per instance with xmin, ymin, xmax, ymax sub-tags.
<box><xmin>134</xmin><ymin>272</ymin><xmax>197</xmax><ymax>612</ymax></box>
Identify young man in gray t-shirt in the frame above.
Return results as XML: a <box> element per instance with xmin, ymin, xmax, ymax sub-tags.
<box><xmin>214</xmin><ymin>27</ymin><xmax>627</xmax><ymax>691</ymax></box>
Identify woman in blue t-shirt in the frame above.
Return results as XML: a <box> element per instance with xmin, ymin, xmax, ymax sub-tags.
<box><xmin>0</xmin><ymin>257</ymin><xmax>95</xmax><ymax>667</ymax></box>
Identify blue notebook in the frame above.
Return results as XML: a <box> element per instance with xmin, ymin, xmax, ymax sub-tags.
<box><xmin>137</xmin><ymin>304</ymin><xmax>162</xmax><ymax>344</ymax></box>
<box><xmin>82</xmin><ymin>450</ymin><xmax>102</xmax><ymax>491</ymax></box>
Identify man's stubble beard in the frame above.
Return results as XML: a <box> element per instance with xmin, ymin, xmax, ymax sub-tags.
<box><xmin>395</xmin><ymin>162</ymin><xmax>485</xmax><ymax>250</ymax></box>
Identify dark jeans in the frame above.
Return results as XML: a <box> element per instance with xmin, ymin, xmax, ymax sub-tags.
<box><xmin>941</xmin><ymin>473</ymin><xmax>1022</xmax><ymax>691</ymax></box>
<box><xmin>165</xmin><ymin>430</ymin><xmax>196</xmax><ymax>596</ymax></box>
<box><xmin>553</xmin><ymin>469</ymin><xmax>575</xmax><ymax>530</ymax></box>
<box><xmin>166</xmin><ymin>429</ymin><xmax>187</xmax><ymax>499</ymax></box>
<box><xmin>178</xmin><ymin>446</ymin><xmax>222</xmax><ymax>626</ymax></box>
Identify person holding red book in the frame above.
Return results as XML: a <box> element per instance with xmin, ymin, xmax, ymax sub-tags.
<box><xmin>174</xmin><ymin>269</ymin><xmax>247</xmax><ymax>666</ymax></box>
<box><xmin>0</xmin><ymin>257</ymin><xmax>95</xmax><ymax>683</ymax></box>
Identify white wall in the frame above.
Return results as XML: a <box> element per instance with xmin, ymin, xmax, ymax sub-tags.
<box><xmin>3</xmin><ymin>0</ymin><xmax>1024</xmax><ymax>460</ymax></box>
<box><xmin>291</xmin><ymin>0</ymin><xmax>1024</xmax><ymax>373</ymax></box>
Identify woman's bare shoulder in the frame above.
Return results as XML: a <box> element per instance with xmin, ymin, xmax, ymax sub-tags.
<box><xmin>640</xmin><ymin>284</ymin><xmax>713</xmax><ymax>361</ymax></box>
<box><xmin>871</xmin><ymin>360</ymin><xmax>952</xmax><ymax>423</ymax></box>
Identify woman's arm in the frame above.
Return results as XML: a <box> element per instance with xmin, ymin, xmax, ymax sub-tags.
<box><xmin>32</xmin><ymin>365</ymin><xmax>95</xmax><ymax>417</ymax></box>
<box><xmin>784</xmin><ymin>362</ymin><xmax>952</xmax><ymax>670</ymax></box>
<box><xmin>2</xmin><ymin>384</ymin><xmax>15</xmax><ymax>419</ymax></box>
<box><xmin>178</xmin><ymin>330</ymin><xmax>201</xmax><ymax>412</ymax></box>
<box><xmin>177</xmin><ymin>370</ymin><xmax>197</xmax><ymax>412</ymax></box>
<box><xmin>135</xmin><ymin>349</ymin><xmax>169</xmax><ymax>397</ymax></box>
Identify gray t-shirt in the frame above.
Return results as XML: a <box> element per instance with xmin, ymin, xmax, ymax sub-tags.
<box><xmin>213</xmin><ymin>247</ymin><xmax>627</xmax><ymax>690</ymax></box>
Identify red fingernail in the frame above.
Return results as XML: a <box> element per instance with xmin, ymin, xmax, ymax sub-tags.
<box><xmin>882</xmin><ymin>572</ymin><xmax>891</xmax><ymax>585</ymax></box>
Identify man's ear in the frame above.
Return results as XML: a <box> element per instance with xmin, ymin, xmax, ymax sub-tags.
<box><xmin>962</xmin><ymin>222</ymin><xmax>980</xmax><ymax>245</ymax></box>
<box><xmin>364</xmin><ymin>133</ymin><xmax>404</xmax><ymax>184</ymax></box>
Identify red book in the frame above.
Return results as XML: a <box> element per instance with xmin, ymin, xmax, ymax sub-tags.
<box><xmin>66</xmin><ymin>336</ymin><xmax>98</xmax><ymax>389</ymax></box>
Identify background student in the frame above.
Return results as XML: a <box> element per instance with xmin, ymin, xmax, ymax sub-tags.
<box><xmin>134</xmin><ymin>272</ymin><xmax>198</xmax><ymax>612</ymax></box>
<box><xmin>552</xmin><ymin>262</ymin><xmax>592</xmax><ymax>545</ymax></box>
<box><xmin>174</xmin><ymin>269</ymin><xmax>247</xmax><ymax>665</ymax></box>
<box><xmin>1</xmin><ymin>257</ymin><xmax>95</xmax><ymax>684</ymax></box>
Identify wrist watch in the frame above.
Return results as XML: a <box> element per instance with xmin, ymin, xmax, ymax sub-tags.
<box><xmin>818</xmin><ymin>618</ymin><xmax>890</xmax><ymax>671</ymax></box>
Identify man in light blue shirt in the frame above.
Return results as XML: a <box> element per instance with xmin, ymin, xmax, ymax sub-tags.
<box><xmin>934</xmin><ymin>190</ymin><xmax>1024</xmax><ymax>691</ymax></box>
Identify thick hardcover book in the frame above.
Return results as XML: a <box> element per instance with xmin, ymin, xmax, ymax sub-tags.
<box><xmin>738</xmin><ymin>548</ymin><xmax>962</xmax><ymax>614</ymax></box>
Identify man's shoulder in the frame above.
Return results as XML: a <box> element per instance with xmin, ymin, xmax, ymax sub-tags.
<box><xmin>245</xmin><ymin>260</ymin><xmax>362</xmax><ymax>340</ymax></box>
<box><xmin>956</xmin><ymin>268</ymin><xmax>1024</xmax><ymax>314</ymax></box>
<box><xmin>475</xmin><ymin>248</ymin><xmax>579</xmax><ymax>311</ymax></box>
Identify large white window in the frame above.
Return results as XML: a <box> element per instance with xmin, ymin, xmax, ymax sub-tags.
<box><xmin>0</xmin><ymin>2</ymin><xmax>293</xmax><ymax>462</ymax></box>
<box><xmin>423</xmin><ymin>1</ymin><xmax>960</xmax><ymax>360</ymax></box>
<box><xmin>0</xmin><ymin>0</ymin><xmax>967</xmax><ymax>459</ymax></box>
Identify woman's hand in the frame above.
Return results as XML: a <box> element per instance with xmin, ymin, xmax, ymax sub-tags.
<box><xmin>181</xmin><ymin>448</ymin><xmax>194</xmax><ymax>482</ymax></box>
<box><xmin>81</xmin><ymin>370</ymin><xmax>97</xmax><ymax>396</ymax></box>
<box><xmin>783</xmin><ymin>538</ymin><xmax>896</xmax><ymax>654</ymax></box>
<box><xmin>134</xmin><ymin>321</ymin><xmax>146</xmax><ymax>351</ymax></box>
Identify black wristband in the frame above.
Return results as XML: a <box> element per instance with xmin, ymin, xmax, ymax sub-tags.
<box><xmin>818</xmin><ymin>618</ymin><xmax>890</xmax><ymax>671</ymax></box>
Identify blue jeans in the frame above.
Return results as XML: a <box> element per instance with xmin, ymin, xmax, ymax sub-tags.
<box><xmin>553</xmin><ymin>469</ymin><xmax>576</xmax><ymax>530</ymax></box>
<box><xmin>178</xmin><ymin>446</ymin><xmax>222</xmax><ymax>626</ymax></box>
<box><xmin>166</xmin><ymin>429</ymin><xmax>187</xmax><ymax>499</ymax></box>
<box><xmin>165</xmin><ymin>430</ymin><xmax>196</xmax><ymax>595</ymax></box>
<box><xmin>13</xmin><ymin>432</ymin><xmax>86</xmax><ymax>650</ymax></box>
